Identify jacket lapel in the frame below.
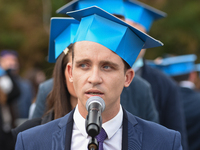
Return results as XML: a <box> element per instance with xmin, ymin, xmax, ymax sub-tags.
<box><xmin>65</xmin><ymin>109</ymin><xmax>74</xmax><ymax>150</ymax></box>
<box><xmin>51</xmin><ymin>108</ymin><xmax>142</xmax><ymax>150</ymax></box>
<box><xmin>122</xmin><ymin>109</ymin><xmax>142</xmax><ymax>150</ymax></box>
<box><xmin>51</xmin><ymin>109</ymin><xmax>75</xmax><ymax>150</ymax></box>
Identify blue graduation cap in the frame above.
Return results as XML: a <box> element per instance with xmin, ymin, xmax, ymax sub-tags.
<box><xmin>67</xmin><ymin>6</ymin><xmax>163</xmax><ymax>67</ymax></box>
<box><xmin>147</xmin><ymin>54</ymin><xmax>197</xmax><ymax>76</ymax></box>
<box><xmin>48</xmin><ymin>17</ymin><xmax>79</xmax><ymax>63</ymax></box>
<box><xmin>0</xmin><ymin>67</ymin><xmax>5</xmax><ymax>77</ymax></box>
<box><xmin>56</xmin><ymin>0</ymin><xmax>166</xmax><ymax>32</ymax></box>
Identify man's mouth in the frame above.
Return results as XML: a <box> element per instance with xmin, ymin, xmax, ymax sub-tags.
<box><xmin>86</xmin><ymin>92</ymin><xmax>103</xmax><ymax>95</ymax></box>
<box><xmin>85</xmin><ymin>90</ymin><xmax>104</xmax><ymax>96</ymax></box>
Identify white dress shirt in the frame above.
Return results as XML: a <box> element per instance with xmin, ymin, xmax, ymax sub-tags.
<box><xmin>71</xmin><ymin>105</ymin><xmax>123</xmax><ymax>150</ymax></box>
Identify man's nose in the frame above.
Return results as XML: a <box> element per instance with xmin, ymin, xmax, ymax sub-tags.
<box><xmin>87</xmin><ymin>67</ymin><xmax>102</xmax><ymax>85</ymax></box>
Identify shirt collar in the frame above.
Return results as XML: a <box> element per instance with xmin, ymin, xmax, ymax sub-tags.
<box><xmin>73</xmin><ymin>105</ymin><xmax>88</xmax><ymax>138</ymax></box>
<box><xmin>73</xmin><ymin>105</ymin><xmax>123</xmax><ymax>139</ymax></box>
<box><xmin>102</xmin><ymin>105</ymin><xmax>123</xmax><ymax>139</ymax></box>
<box><xmin>179</xmin><ymin>80</ymin><xmax>195</xmax><ymax>89</ymax></box>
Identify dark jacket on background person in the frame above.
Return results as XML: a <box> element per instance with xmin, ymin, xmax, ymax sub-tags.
<box><xmin>138</xmin><ymin>59</ymin><xmax>188</xmax><ymax>150</ymax></box>
<box><xmin>15</xmin><ymin>77</ymin><xmax>33</xmax><ymax>118</ymax></box>
<box><xmin>121</xmin><ymin>75</ymin><xmax>158</xmax><ymax>123</ymax></box>
<box><xmin>31</xmin><ymin>78</ymin><xmax>53</xmax><ymax>119</ymax></box>
<box><xmin>179</xmin><ymin>87</ymin><xmax>200</xmax><ymax>150</ymax></box>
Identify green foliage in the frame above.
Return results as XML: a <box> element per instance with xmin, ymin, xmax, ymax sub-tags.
<box><xmin>0</xmin><ymin>0</ymin><xmax>200</xmax><ymax>78</ymax></box>
<box><xmin>142</xmin><ymin>0</ymin><xmax>200</xmax><ymax>63</ymax></box>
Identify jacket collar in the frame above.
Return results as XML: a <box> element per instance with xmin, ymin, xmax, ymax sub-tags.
<box><xmin>122</xmin><ymin>108</ymin><xmax>142</xmax><ymax>150</ymax></box>
<box><xmin>51</xmin><ymin>109</ymin><xmax>75</xmax><ymax>150</ymax></box>
<box><xmin>52</xmin><ymin>108</ymin><xmax>143</xmax><ymax>150</ymax></box>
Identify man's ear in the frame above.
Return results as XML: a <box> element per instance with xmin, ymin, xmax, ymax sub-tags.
<box><xmin>124</xmin><ymin>68</ymin><xmax>135</xmax><ymax>87</ymax></box>
<box><xmin>67</xmin><ymin>62</ymin><xmax>73</xmax><ymax>82</ymax></box>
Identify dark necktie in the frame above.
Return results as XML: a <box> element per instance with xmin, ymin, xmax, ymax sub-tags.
<box><xmin>95</xmin><ymin>128</ymin><xmax>107</xmax><ymax>150</ymax></box>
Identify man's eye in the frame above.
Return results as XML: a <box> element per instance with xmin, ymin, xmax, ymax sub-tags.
<box><xmin>79</xmin><ymin>64</ymin><xmax>89</xmax><ymax>69</ymax></box>
<box><xmin>80</xmin><ymin>64</ymin><xmax>86</xmax><ymax>68</ymax></box>
<box><xmin>103</xmin><ymin>65</ymin><xmax>111</xmax><ymax>70</ymax></box>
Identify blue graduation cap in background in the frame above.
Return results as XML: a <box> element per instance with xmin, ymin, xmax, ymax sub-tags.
<box><xmin>48</xmin><ymin>17</ymin><xmax>79</xmax><ymax>63</ymax></box>
<box><xmin>147</xmin><ymin>54</ymin><xmax>197</xmax><ymax>76</ymax></box>
<box><xmin>124</xmin><ymin>0</ymin><xmax>167</xmax><ymax>32</ymax></box>
<box><xmin>56</xmin><ymin>0</ymin><xmax>166</xmax><ymax>32</ymax></box>
<box><xmin>195</xmin><ymin>64</ymin><xmax>200</xmax><ymax>72</ymax></box>
<box><xmin>67</xmin><ymin>6</ymin><xmax>163</xmax><ymax>67</ymax></box>
<box><xmin>0</xmin><ymin>67</ymin><xmax>5</xmax><ymax>77</ymax></box>
<box><xmin>56</xmin><ymin>0</ymin><xmax>125</xmax><ymax>16</ymax></box>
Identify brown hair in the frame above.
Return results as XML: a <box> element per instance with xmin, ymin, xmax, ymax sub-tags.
<box><xmin>45</xmin><ymin>43</ymin><xmax>74</xmax><ymax>119</ymax></box>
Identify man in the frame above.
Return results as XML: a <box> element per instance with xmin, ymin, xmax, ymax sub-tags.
<box><xmin>12</xmin><ymin>18</ymin><xmax>158</xmax><ymax>145</ymax></box>
<box><xmin>15</xmin><ymin>7</ymin><xmax>181</xmax><ymax>150</ymax></box>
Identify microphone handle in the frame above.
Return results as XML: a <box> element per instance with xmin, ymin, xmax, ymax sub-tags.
<box><xmin>86</xmin><ymin>103</ymin><xmax>102</xmax><ymax>137</ymax></box>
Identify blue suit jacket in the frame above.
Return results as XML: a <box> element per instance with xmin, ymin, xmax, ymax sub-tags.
<box><xmin>15</xmin><ymin>77</ymin><xmax>33</xmax><ymax>118</ymax></box>
<box><xmin>15</xmin><ymin>108</ymin><xmax>182</xmax><ymax>150</ymax></box>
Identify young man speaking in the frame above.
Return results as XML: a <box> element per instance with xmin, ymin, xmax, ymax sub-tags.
<box><xmin>15</xmin><ymin>6</ymin><xmax>182</xmax><ymax>150</ymax></box>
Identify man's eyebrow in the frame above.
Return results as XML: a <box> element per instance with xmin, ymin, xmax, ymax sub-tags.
<box><xmin>100</xmin><ymin>60</ymin><xmax>120</xmax><ymax>68</ymax></box>
<box><xmin>75</xmin><ymin>59</ymin><xmax>91</xmax><ymax>64</ymax></box>
<box><xmin>74</xmin><ymin>59</ymin><xmax>120</xmax><ymax>68</ymax></box>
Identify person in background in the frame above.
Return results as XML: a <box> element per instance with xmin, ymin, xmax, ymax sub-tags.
<box><xmin>0</xmin><ymin>50</ymin><xmax>33</xmax><ymax>124</ymax></box>
<box><xmin>0</xmin><ymin>52</ymin><xmax>21</xmax><ymax>150</ymax></box>
<box><xmin>15</xmin><ymin>6</ymin><xmax>182</xmax><ymax>150</ymax></box>
<box><xmin>130</xmin><ymin>22</ymin><xmax>188</xmax><ymax>150</ymax></box>
<box><xmin>23</xmin><ymin>67</ymin><xmax>46</xmax><ymax>119</ymax></box>
<box><xmin>149</xmin><ymin>54</ymin><xmax>200</xmax><ymax>150</ymax></box>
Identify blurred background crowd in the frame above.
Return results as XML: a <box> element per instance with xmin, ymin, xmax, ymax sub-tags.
<box><xmin>0</xmin><ymin>0</ymin><xmax>200</xmax><ymax>150</ymax></box>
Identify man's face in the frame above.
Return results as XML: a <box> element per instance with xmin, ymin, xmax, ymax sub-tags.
<box><xmin>0</xmin><ymin>54</ymin><xmax>19</xmax><ymax>71</ymax></box>
<box><xmin>125</xmin><ymin>19</ymin><xmax>147</xmax><ymax>60</ymax></box>
<box><xmin>68</xmin><ymin>41</ymin><xmax>134</xmax><ymax>118</ymax></box>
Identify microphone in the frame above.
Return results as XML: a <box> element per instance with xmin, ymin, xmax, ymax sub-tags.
<box><xmin>85</xmin><ymin>96</ymin><xmax>105</xmax><ymax>137</ymax></box>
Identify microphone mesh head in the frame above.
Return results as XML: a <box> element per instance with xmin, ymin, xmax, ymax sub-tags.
<box><xmin>86</xmin><ymin>96</ymin><xmax>105</xmax><ymax>112</ymax></box>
